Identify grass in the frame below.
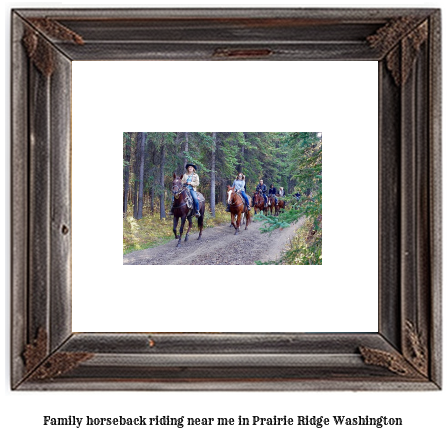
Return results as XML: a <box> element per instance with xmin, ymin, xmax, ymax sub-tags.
<box><xmin>281</xmin><ymin>217</ymin><xmax>322</xmax><ymax>265</ymax></box>
<box><xmin>123</xmin><ymin>203</ymin><xmax>229</xmax><ymax>255</ymax></box>
<box><xmin>255</xmin><ymin>216</ymin><xmax>322</xmax><ymax>265</ymax></box>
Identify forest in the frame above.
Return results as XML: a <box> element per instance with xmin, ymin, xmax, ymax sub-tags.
<box><xmin>123</xmin><ymin>132</ymin><xmax>322</xmax><ymax>264</ymax></box>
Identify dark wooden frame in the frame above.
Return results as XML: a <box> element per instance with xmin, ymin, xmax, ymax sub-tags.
<box><xmin>11</xmin><ymin>8</ymin><xmax>441</xmax><ymax>390</ymax></box>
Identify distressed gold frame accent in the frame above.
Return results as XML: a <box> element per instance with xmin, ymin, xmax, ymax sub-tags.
<box><xmin>11</xmin><ymin>8</ymin><xmax>441</xmax><ymax>390</ymax></box>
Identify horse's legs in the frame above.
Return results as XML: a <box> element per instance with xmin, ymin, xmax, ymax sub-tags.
<box><xmin>231</xmin><ymin>212</ymin><xmax>237</xmax><ymax>229</ymax></box>
<box><xmin>173</xmin><ymin>216</ymin><xmax>179</xmax><ymax>239</ymax></box>
<box><xmin>177</xmin><ymin>216</ymin><xmax>187</xmax><ymax>247</ymax></box>
<box><xmin>235</xmin><ymin>211</ymin><xmax>241</xmax><ymax>235</ymax></box>
<box><xmin>184</xmin><ymin>216</ymin><xmax>193</xmax><ymax>241</ymax></box>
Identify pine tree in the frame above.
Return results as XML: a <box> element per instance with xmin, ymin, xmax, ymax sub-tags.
<box><xmin>254</xmin><ymin>132</ymin><xmax>322</xmax><ymax>264</ymax></box>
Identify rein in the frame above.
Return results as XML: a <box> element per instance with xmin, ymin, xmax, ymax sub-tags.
<box><xmin>173</xmin><ymin>184</ymin><xmax>186</xmax><ymax>198</ymax></box>
<box><xmin>172</xmin><ymin>182</ymin><xmax>187</xmax><ymax>209</ymax></box>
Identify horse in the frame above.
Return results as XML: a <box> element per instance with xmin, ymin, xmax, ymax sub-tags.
<box><xmin>242</xmin><ymin>198</ymin><xmax>252</xmax><ymax>224</ymax></box>
<box><xmin>277</xmin><ymin>198</ymin><xmax>286</xmax><ymax>215</ymax></box>
<box><xmin>253</xmin><ymin>191</ymin><xmax>268</xmax><ymax>215</ymax></box>
<box><xmin>268</xmin><ymin>194</ymin><xmax>279</xmax><ymax>216</ymax></box>
<box><xmin>171</xmin><ymin>173</ymin><xmax>205</xmax><ymax>247</ymax></box>
<box><xmin>227</xmin><ymin>186</ymin><xmax>250</xmax><ymax>235</ymax></box>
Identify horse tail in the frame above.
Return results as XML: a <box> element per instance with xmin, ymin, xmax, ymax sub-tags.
<box><xmin>198</xmin><ymin>214</ymin><xmax>204</xmax><ymax>227</ymax></box>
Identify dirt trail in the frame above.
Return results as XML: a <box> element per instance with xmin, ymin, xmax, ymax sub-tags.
<box><xmin>123</xmin><ymin>216</ymin><xmax>305</xmax><ymax>265</ymax></box>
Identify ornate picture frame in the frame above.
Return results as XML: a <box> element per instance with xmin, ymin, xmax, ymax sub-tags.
<box><xmin>11</xmin><ymin>8</ymin><xmax>441</xmax><ymax>390</ymax></box>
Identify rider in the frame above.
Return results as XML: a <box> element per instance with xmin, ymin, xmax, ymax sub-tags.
<box><xmin>226</xmin><ymin>173</ymin><xmax>250</xmax><ymax>211</ymax></box>
<box><xmin>268</xmin><ymin>183</ymin><xmax>278</xmax><ymax>206</ymax></box>
<box><xmin>278</xmin><ymin>186</ymin><xmax>285</xmax><ymax>197</ymax></box>
<box><xmin>253</xmin><ymin>179</ymin><xmax>268</xmax><ymax>207</ymax></box>
<box><xmin>182</xmin><ymin>163</ymin><xmax>201</xmax><ymax>218</ymax></box>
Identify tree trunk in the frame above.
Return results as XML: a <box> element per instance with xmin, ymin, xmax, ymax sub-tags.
<box><xmin>183</xmin><ymin>132</ymin><xmax>189</xmax><ymax>170</ymax></box>
<box><xmin>136</xmin><ymin>132</ymin><xmax>146</xmax><ymax>219</ymax></box>
<box><xmin>123</xmin><ymin>133</ymin><xmax>131</xmax><ymax>216</ymax></box>
<box><xmin>159</xmin><ymin>136</ymin><xmax>166</xmax><ymax>219</ymax></box>
<box><xmin>132</xmin><ymin>134</ymin><xmax>139</xmax><ymax>219</ymax></box>
<box><xmin>288</xmin><ymin>176</ymin><xmax>294</xmax><ymax>196</ymax></box>
<box><xmin>238</xmin><ymin>132</ymin><xmax>246</xmax><ymax>173</ymax></box>
<box><xmin>133</xmin><ymin>180</ymin><xmax>138</xmax><ymax>218</ymax></box>
<box><xmin>150</xmin><ymin>185</ymin><xmax>155</xmax><ymax>213</ymax></box>
<box><xmin>210</xmin><ymin>132</ymin><xmax>216</xmax><ymax>217</ymax></box>
<box><xmin>220</xmin><ymin>178</ymin><xmax>227</xmax><ymax>204</ymax></box>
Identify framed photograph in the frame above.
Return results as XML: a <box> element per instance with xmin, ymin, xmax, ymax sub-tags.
<box><xmin>11</xmin><ymin>8</ymin><xmax>441</xmax><ymax>390</ymax></box>
<box><xmin>120</xmin><ymin>131</ymin><xmax>322</xmax><ymax>266</ymax></box>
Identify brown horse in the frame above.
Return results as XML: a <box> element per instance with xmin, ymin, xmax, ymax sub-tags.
<box><xmin>171</xmin><ymin>173</ymin><xmax>205</xmax><ymax>247</ymax></box>
<box><xmin>277</xmin><ymin>198</ymin><xmax>286</xmax><ymax>215</ymax></box>
<box><xmin>227</xmin><ymin>187</ymin><xmax>250</xmax><ymax>234</ymax></box>
<box><xmin>268</xmin><ymin>194</ymin><xmax>279</xmax><ymax>216</ymax></box>
<box><xmin>253</xmin><ymin>191</ymin><xmax>268</xmax><ymax>215</ymax></box>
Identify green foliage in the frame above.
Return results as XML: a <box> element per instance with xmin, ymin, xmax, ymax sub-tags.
<box><xmin>183</xmin><ymin>150</ymin><xmax>211</xmax><ymax>174</ymax></box>
<box><xmin>217</xmin><ymin>133</ymin><xmax>242</xmax><ymax>178</ymax></box>
<box><xmin>255</xmin><ymin>217</ymin><xmax>322</xmax><ymax>265</ymax></box>
<box><xmin>254</xmin><ymin>132</ymin><xmax>322</xmax><ymax>264</ymax></box>
<box><xmin>282</xmin><ymin>218</ymin><xmax>322</xmax><ymax>265</ymax></box>
<box><xmin>253</xmin><ymin>211</ymin><xmax>291</xmax><ymax>234</ymax></box>
<box><xmin>256</xmin><ymin>133</ymin><xmax>321</xmax><ymax>227</ymax></box>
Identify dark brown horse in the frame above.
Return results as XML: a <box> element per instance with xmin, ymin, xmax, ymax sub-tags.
<box><xmin>253</xmin><ymin>191</ymin><xmax>268</xmax><ymax>215</ymax></box>
<box><xmin>171</xmin><ymin>173</ymin><xmax>205</xmax><ymax>247</ymax></box>
<box><xmin>268</xmin><ymin>194</ymin><xmax>279</xmax><ymax>216</ymax></box>
<box><xmin>227</xmin><ymin>187</ymin><xmax>250</xmax><ymax>234</ymax></box>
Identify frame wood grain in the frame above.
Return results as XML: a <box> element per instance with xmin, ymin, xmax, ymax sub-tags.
<box><xmin>11</xmin><ymin>8</ymin><xmax>442</xmax><ymax>390</ymax></box>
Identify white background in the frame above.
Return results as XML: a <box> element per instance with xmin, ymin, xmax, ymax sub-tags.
<box><xmin>72</xmin><ymin>60</ymin><xmax>378</xmax><ymax>332</ymax></box>
<box><xmin>2</xmin><ymin>1</ymin><xmax>445</xmax><ymax>438</ymax></box>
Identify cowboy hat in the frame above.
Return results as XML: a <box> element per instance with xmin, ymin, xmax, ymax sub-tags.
<box><xmin>185</xmin><ymin>163</ymin><xmax>197</xmax><ymax>170</ymax></box>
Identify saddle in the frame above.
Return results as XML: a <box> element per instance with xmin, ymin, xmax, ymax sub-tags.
<box><xmin>185</xmin><ymin>189</ymin><xmax>205</xmax><ymax>215</ymax></box>
<box><xmin>185</xmin><ymin>190</ymin><xmax>193</xmax><ymax>210</ymax></box>
<box><xmin>234</xmin><ymin>190</ymin><xmax>248</xmax><ymax>208</ymax></box>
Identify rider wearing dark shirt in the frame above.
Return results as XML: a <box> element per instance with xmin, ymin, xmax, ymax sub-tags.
<box><xmin>253</xmin><ymin>179</ymin><xmax>268</xmax><ymax>207</ymax></box>
<box><xmin>268</xmin><ymin>184</ymin><xmax>278</xmax><ymax>206</ymax></box>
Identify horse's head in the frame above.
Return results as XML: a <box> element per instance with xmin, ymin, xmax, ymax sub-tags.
<box><xmin>254</xmin><ymin>192</ymin><xmax>264</xmax><ymax>206</ymax></box>
<box><xmin>172</xmin><ymin>173</ymin><xmax>184</xmax><ymax>196</ymax></box>
<box><xmin>227</xmin><ymin>186</ymin><xmax>234</xmax><ymax>204</ymax></box>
